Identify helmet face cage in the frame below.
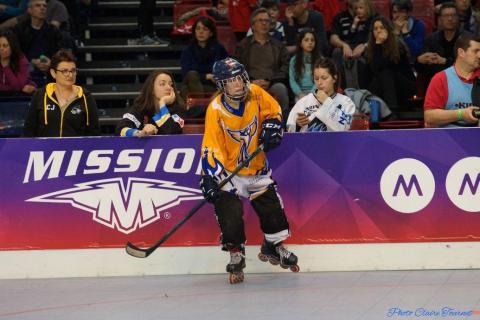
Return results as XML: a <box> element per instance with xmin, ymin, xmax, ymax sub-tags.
<box><xmin>216</xmin><ymin>71</ymin><xmax>250</xmax><ymax>101</ymax></box>
<box><xmin>213</xmin><ymin>58</ymin><xmax>251</xmax><ymax>101</ymax></box>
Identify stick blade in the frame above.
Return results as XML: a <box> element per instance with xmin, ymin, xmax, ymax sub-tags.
<box><xmin>125</xmin><ymin>242</ymin><xmax>150</xmax><ymax>258</ymax></box>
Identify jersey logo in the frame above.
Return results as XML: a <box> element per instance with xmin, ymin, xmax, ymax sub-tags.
<box><xmin>226</xmin><ymin>115</ymin><xmax>258</xmax><ymax>166</ymax></box>
<box><xmin>26</xmin><ymin>178</ymin><xmax>203</xmax><ymax>234</ymax></box>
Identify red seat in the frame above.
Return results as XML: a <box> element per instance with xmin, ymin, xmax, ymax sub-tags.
<box><xmin>373</xmin><ymin>0</ymin><xmax>390</xmax><ymax>17</ymax></box>
<box><xmin>217</xmin><ymin>25</ymin><xmax>237</xmax><ymax>54</ymax></box>
<box><xmin>183</xmin><ymin>122</ymin><xmax>205</xmax><ymax>134</ymax></box>
<box><xmin>350</xmin><ymin>113</ymin><xmax>370</xmax><ymax>130</ymax></box>
<box><xmin>377</xmin><ymin>120</ymin><xmax>424</xmax><ymax>129</ymax></box>
<box><xmin>412</xmin><ymin>0</ymin><xmax>435</xmax><ymax>35</ymax></box>
<box><xmin>186</xmin><ymin>92</ymin><xmax>214</xmax><ymax>110</ymax></box>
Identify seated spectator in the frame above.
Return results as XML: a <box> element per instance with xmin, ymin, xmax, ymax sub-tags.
<box><xmin>366</xmin><ymin>16</ymin><xmax>416</xmax><ymax>109</ymax></box>
<box><xmin>287</xmin><ymin>57</ymin><xmax>356</xmax><ymax>132</ymax></box>
<box><xmin>0</xmin><ymin>30</ymin><xmax>35</xmax><ymax>94</ymax></box>
<box><xmin>330</xmin><ymin>0</ymin><xmax>377</xmax><ymax>88</ymax></box>
<box><xmin>246</xmin><ymin>0</ymin><xmax>285</xmax><ymax>41</ymax></box>
<box><xmin>424</xmin><ymin>33</ymin><xmax>480</xmax><ymax>127</ymax></box>
<box><xmin>12</xmin><ymin>0</ymin><xmax>66</xmax><ymax>87</ymax></box>
<box><xmin>1</xmin><ymin>0</ymin><xmax>70</xmax><ymax>31</ymax></box>
<box><xmin>456</xmin><ymin>0</ymin><xmax>476</xmax><ymax>33</ymax></box>
<box><xmin>0</xmin><ymin>0</ymin><xmax>27</xmax><ymax>23</ymax></box>
<box><xmin>391</xmin><ymin>0</ymin><xmax>426</xmax><ymax>61</ymax></box>
<box><xmin>180</xmin><ymin>16</ymin><xmax>228</xmax><ymax>101</ymax></box>
<box><xmin>229</xmin><ymin>0</ymin><xmax>257</xmax><ymax>41</ymax></box>
<box><xmin>416</xmin><ymin>2</ymin><xmax>466</xmax><ymax>88</ymax></box>
<box><xmin>234</xmin><ymin>7</ymin><xmax>290</xmax><ymax>119</ymax></box>
<box><xmin>283</xmin><ymin>0</ymin><xmax>329</xmax><ymax>55</ymax></box>
<box><xmin>116</xmin><ymin>70</ymin><xmax>184</xmax><ymax>137</ymax></box>
<box><xmin>23</xmin><ymin>49</ymin><xmax>100</xmax><ymax>137</ymax></box>
<box><xmin>289</xmin><ymin>28</ymin><xmax>320</xmax><ymax>101</ymax></box>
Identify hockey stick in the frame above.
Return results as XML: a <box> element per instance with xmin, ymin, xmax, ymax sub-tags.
<box><xmin>125</xmin><ymin>144</ymin><xmax>265</xmax><ymax>258</ymax></box>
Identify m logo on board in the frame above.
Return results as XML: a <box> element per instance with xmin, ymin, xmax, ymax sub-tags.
<box><xmin>446</xmin><ymin>157</ymin><xmax>480</xmax><ymax>212</ymax></box>
<box><xmin>27</xmin><ymin>178</ymin><xmax>203</xmax><ymax>234</ymax></box>
<box><xmin>380</xmin><ymin>159</ymin><xmax>435</xmax><ymax>214</ymax></box>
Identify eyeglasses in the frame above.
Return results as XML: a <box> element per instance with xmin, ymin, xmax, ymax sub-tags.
<box><xmin>56</xmin><ymin>68</ymin><xmax>78</xmax><ymax>76</ymax></box>
<box><xmin>255</xmin><ymin>18</ymin><xmax>271</xmax><ymax>24</ymax></box>
<box><xmin>440</xmin><ymin>13</ymin><xmax>458</xmax><ymax>19</ymax></box>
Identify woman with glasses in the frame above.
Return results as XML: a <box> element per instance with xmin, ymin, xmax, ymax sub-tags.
<box><xmin>23</xmin><ymin>49</ymin><xmax>100</xmax><ymax>137</ymax></box>
<box><xmin>116</xmin><ymin>70</ymin><xmax>184</xmax><ymax>137</ymax></box>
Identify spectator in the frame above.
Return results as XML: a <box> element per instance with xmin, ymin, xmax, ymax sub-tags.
<box><xmin>424</xmin><ymin>33</ymin><xmax>480</xmax><ymax>127</ymax></box>
<box><xmin>246</xmin><ymin>0</ymin><xmax>285</xmax><ymax>41</ymax></box>
<box><xmin>472</xmin><ymin>0</ymin><xmax>480</xmax><ymax>35</ymax></box>
<box><xmin>2</xmin><ymin>0</ymin><xmax>74</xmax><ymax>47</ymax></box>
<box><xmin>391</xmin><ymin>0</ymin><xmax>426</xmax><ymax>60</ymax></box>
<box><xmin>330</xmin><ymin>0</ymin><xmax>377</xmax><ymax>88</ymax></box>
<box><xmin>456</xmin><ymin>0</ymin><xmax>476</xmax><ymax>33</ymax></box>
<box><xmin>0</xmin><ymin>0</ymin><xmax>27</xmax><ymax>23</ymax></box>
<box><xmin>234</xmin><ymin>7</ymin><xmax>290</xmax><ymax>119</ymax></box>
<box><xmin>116</xmin><ymin>70</ymin><xmax>184</xmax><ymax>137</ymax></box>
<box><xmin>229</xmin><ymin>0</ymin><xmax>257</xmax><ymax>41</ymax></box>
<box><xmin>283</xmin><ymin>0</ymin><xmax>329</xmax><ymax>55</ymax></box>
<box><xmin>416</xmin><ymin>2</ymin><xmax>466</xmax><ymax>88</ymax></box>
<box><xmin>180</xmin><ymin>16</ymin><xmax>228</xmax><ymax>101</ymax></box>
<box><xmin>12</xmin><ymin>0</ymin><xmax>66</xmax><ymax>87</ymax></box>
<box><xmin>0</xmin><ymin>30</ymin><xmax>35</xmax><ymax>94</ymax></box>
<box><xmin>23</xmin><ymin>49</ymin><xmax>100</xmax><ymax>137</ymax></box>
<box><xmin>366</xmin><ymin>16</ymin><xmax>416</xmax><ymax>109</ymax></box>
<box><xmin>288</xmin><ymin>28</ymin><xmax>320</xmax><ymax>101</ymax></box>
<box><xmin>287</xmin><ymin>57</ymin><xmax>356</xmax><ymax>132</ymax></box>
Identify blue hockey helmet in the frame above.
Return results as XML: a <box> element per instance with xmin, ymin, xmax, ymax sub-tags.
<box><xmin>212</xmin><ymin>58</ymin><xmax>250</xmax><ymax>101</ymax></box>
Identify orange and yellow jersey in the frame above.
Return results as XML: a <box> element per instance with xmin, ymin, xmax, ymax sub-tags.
<box><xmin>201</xmin><ymin>84</ymin><xmax>282</xmax><ymax>177</ymax></box>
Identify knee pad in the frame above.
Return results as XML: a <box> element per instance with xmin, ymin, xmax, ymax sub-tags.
<box><xmin>214</xmin><ymin>191</ymin><xmax>246</xmax><ymax>246</ymax></box>
<box><xmin>250</xmin><ymin>185</ymin><xmax>289</xmax><ymax>235</ymax></box>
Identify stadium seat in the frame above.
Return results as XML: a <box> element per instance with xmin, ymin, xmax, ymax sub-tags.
<box><xmin>349</xmin><ymin>113</ymin><xmax>370</xmax><ymax>130</ymax></box>
<box><xmin>373</xmin><ymin>0</ymin><xmax>390</xmax><ymax>17</ymax></box>
<box><xmin>217</xmin><ymin>25</ymin><xmax>237</xmax><ymax>54</ymax></box>
<box><xmin>412</xmin><ymin>0</ymin><xmax>435</xmax><ymax>35</ymax></box>
<box><xmin>183</xmin><ymin>122</ymin><xmax>205</xmax><ymax>134</ymax></box>
<box><xmin>377</xmin><ymin>120</ymin><xmax>424</xmax><ymax>129</ymax></box>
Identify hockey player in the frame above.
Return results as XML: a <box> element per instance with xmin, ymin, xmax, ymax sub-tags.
<box><xmin>286</xmin><ymin>57</ymin><xmax>356</xmax><ymax>132</ymax></box>
<box><xmin>200</xmin><ymin>57</ymin><xmax>299</xmax><ymax>284</ymax></box>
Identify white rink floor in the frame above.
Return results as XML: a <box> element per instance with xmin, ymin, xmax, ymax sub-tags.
<box><xmin>1</xmin><ymin>270</ymin><xmax>480</xmax><ymax>320</ymax></box>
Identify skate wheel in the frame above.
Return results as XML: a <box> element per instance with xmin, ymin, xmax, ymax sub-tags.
<box><xmin>268</xmin><ymin>258</ymin><xmax>280</xmax><ymax>266</ymax></box>
<box><xmin>290</xmin><ymin>265</ymin><xmax>300</xmax><ymax>273</ymax></box>
<box><xmin>258</xmin><ymin>253</ymin><xmax>268</xmax><ymax>262</ymax></box>
<box><xmin>229</xmin><ymin>272</ymin><xmax>244</xmax><ymax>284</ymax></box>
<box><xmin>280</xmin><ymin>264</ymin><xmax>289</xmax><ymax>269</ymax></box>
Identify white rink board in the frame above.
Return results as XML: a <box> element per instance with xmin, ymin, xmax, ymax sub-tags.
<box><xmin>2</xmin><ymin>242</ymin><xmax>480</xmax><ymax>279</ymax></box>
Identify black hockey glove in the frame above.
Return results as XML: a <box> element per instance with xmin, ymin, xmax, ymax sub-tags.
<box><xmin>200</xmin><ymin>175</ymin><xmax>220</xmax><ymax>203</ymax></box>
<box><xmin>259</xmin><ymin>118</ymin><xmax>283</xmax><ymax>152</ymax></box>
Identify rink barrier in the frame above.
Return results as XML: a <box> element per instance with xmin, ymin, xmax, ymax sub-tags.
<box><xmin>1</xmin><ymin>128</ymin><xmax>480</xmax><ymax>278</ymax></box>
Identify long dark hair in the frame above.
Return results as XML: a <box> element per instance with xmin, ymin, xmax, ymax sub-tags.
<box><xmin>134</xmin><ymin>70</ymin><xmax>181</xmax><ymax>115</ymax></box>
<box><xmin>192</xmin><ymin>16</ymin><xmax>217</xmax><ymax>45</ymax></box>
<box><xmin>367</xmin><ymin>16</ymin><xmax>401</xmax><ymax>64</ymax></box>
<box><xmin>0</xmin><ymin>30</ymin><xmax>23</xmax><ymax>73</ymax></box>
<box><xmin>313</xmin><ymin>57</ymin><xmax>340</xmax><ymax>92</ymax></box>
<box><xmin>294</xmin><ymin>28</ymin><xmax>320</xmax><ymax>82</ymax></box>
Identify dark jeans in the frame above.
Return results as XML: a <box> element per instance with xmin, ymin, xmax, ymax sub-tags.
<box><xmin>138</xmin><ymin>0</ymin><xmax>156</xmax><ymax>36</ymax></box>
<box><xmin>369</xmin><ymin>69</ymin><xmax>416</xmax><ymax>109</ymax></box>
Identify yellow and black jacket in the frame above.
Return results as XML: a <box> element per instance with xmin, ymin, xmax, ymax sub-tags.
<box><xmin>23</xmin><ymin>83</ymin><xmax>100</xmax><ymax>137</ymax></box>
